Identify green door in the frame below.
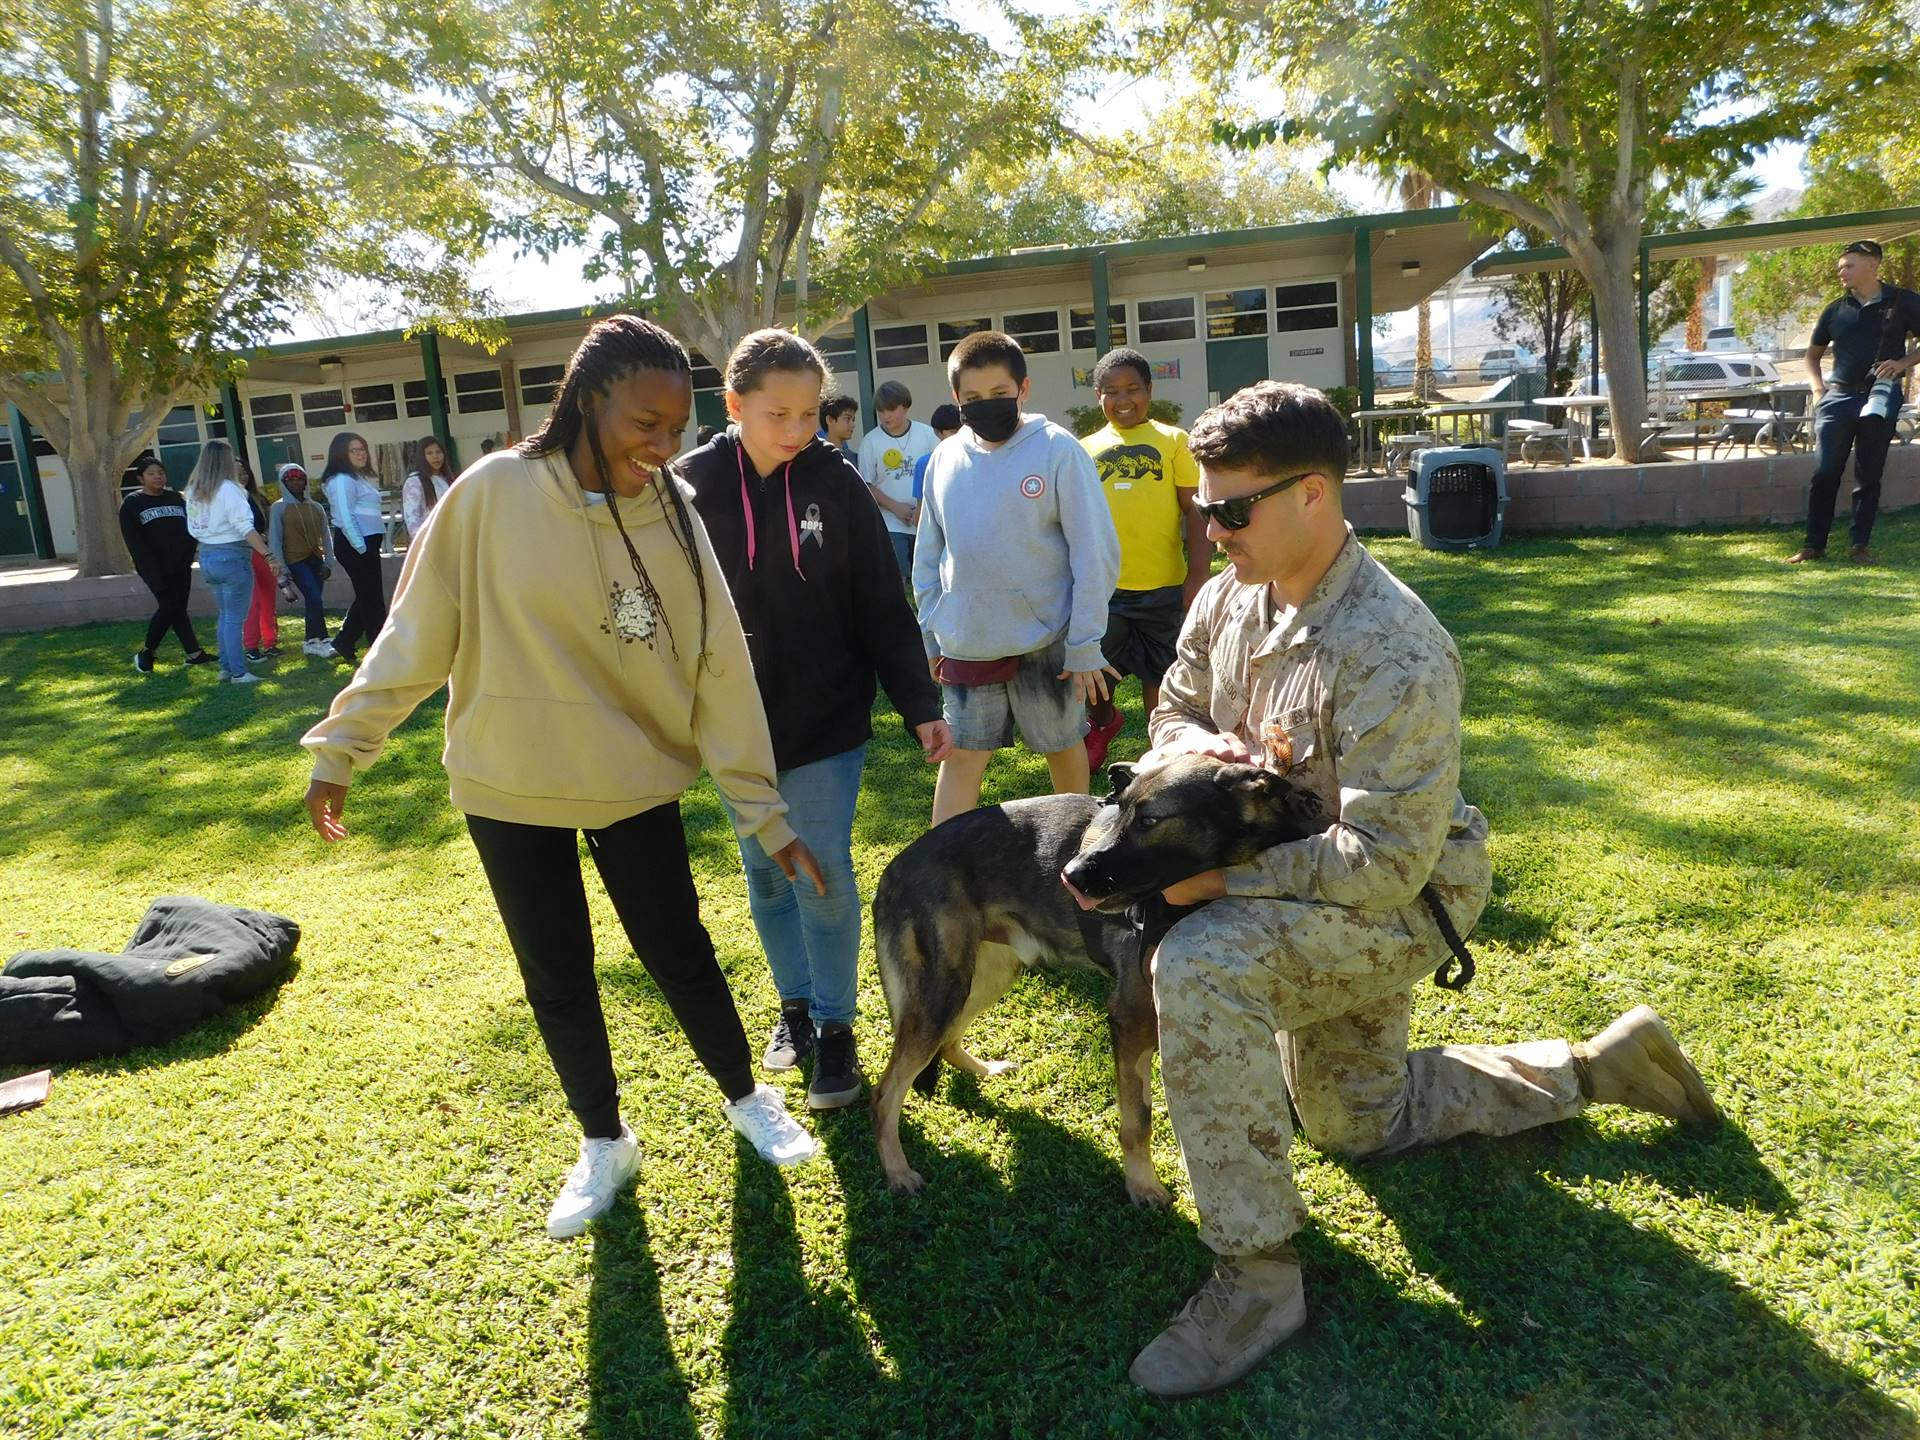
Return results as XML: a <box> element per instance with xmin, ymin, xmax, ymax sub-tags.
<box><xmin>253</xmin><ymin>434</ymin><xmax>303</xmax><ymax>484</ymax></box>
<box><xmin>0</xmin><ymin>433</ymin><xmax>34</xmax><ymax>557</ymax></box>
<box><xmin>694</xmin><ymin>390</ymin><xmax>728</xmax><ymax>432</ymax></box>
<box><xmin>1205</xmin><ymin>336</ymin><xmax>1268</xmax><ymax>405</ymax></box>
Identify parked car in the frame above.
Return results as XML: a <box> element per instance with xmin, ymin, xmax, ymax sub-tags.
<box><xmin>1478</xmin><ymin>345</ymin><xmax>1539</xmax><ymax>377</ymax></box>
<box><xmin>1704</xmin><ymin>325</ymin><xmax>1746</xmax><ymax>353</ymax></box>
<box><xmin>1374</xmin><ymin>358</ymin><xmax>1458</xmax><ymax>390</ymax></box>
<box><xmin>1572</xmin><ymin>352</ymin><xmax>1786</xmax><ymax>408</ymax></box>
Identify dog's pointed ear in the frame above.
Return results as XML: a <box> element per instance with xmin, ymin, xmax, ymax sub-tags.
<box><xmin>1104</xmin><ymin>763</ymin><xmax>1137</xmax><ymax>801</ymax></box>
<box><xmin>1211</xmin><ymin>762</ymin><xmax>1283</xmax><ymax>796</ymax></box>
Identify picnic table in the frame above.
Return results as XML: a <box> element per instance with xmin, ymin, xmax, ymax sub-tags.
<box><xmin>1351</xmin><ymin>407</ymin><xmax>1425</xmax><ymax>474</ymax></box>
<box><xmin>1423</xmin><ymin>400</ymin><xmax>1527</xmax><ymax>447</ymax></box>
<box><xmin>1533</xmin><ymin>395</ymin><xmax>1610</xmax><ymax>460</ymax></box>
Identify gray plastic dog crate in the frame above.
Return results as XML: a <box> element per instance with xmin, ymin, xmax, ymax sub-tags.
<box><xmin>1402</xmin><ymin>446</ymin><xmax>1508</xmax><ymax>550</ymax></box>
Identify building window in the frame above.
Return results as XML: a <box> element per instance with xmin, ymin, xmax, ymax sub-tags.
<box><xmin>520</xmin><ymin>364</ymin><xmax>566</xmax><ymax>407</ymax></box>
<box><xmin>1136</xmin><ymin>297</ymin><xmax>1198</xmax><ymax>344</ymax></box>
<box><xmin>154</xmin><ymin>404</ymin><xmax>201</xmax><ymax>448</ymax></box>
<box><xmin>873</xmin><ymin>323</ymin><xmax>929</xmax><ymax>370</ymax></box>
<box><xmin>816</xmin><ymin>328</ymin><xmax>859</xmax><ymax>375</ymax></box>
<box><xmin>1274</xmin><ymin>281</ymin><xmax>1339</xmax><ymax>333</ymax></box>
<box><xmin>404</xmin><ymin>379</ymin><xmax>432</xmax><ymax>419</ymax></box>
<box><xmin>1002</xmin><ymin>309</ymin><xmax>1062</xmax><ymax>355</ymax></box>
<box><xmin>349</xmin><ymin>383</ymin><xmax>398</xmax><ymax>423</ymax></box>
<box><xmin>250</xmin><ymin>393</ymin><xmax>298</xmax><ymax>437</ymax></box>
<box><xmin>301</xmin><ymin>389</ymin><xmax>347</xmax><ymax>429</ymax></box>
<box><xmin>1069</xmin><ymin>304</ymin><xmax>1128</xmax><ymax>350</ymax></box>
<box><xmin>1206</xmin><ymin>289</ymin><xmax>1269</xmax><ymax>339</ymax></box>
<box><xmin>938</xmin><ymin>317</ymin><xmax>991</xmax><ymax>361</ymax></box>
<box><xmin>454</xmin><ymin>369</ymin><xmax>505</xmax><ymax>414</ymax></box>
<box><xmin>686</xmin><ymin>351</ymin><xmax>723</xmax><ymax>392</ymax></box>
<box><xmin>204</xmin><ymin>400</ymin><xmax>228</xmax><ymax>441</ymax></box>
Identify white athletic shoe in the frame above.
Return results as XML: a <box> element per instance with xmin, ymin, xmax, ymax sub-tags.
<box><xmin>227</xmin><ymin>670</ymin><xmax>262</xmax><ymax>685</ymax></box>
<box><xmin>724</xmin><ymin>1084</ymin><xmax>821</xmax><ymax>1166</ymax></box>
<box><xmin>302</xmin><ymin>638</ymin><xmax>335</xmax><ymax>657</ymax></box>
<box><xmin>546</xmin><ymin>1124</ymin><xmax>641</xmax><ymax>1239</ymax></box>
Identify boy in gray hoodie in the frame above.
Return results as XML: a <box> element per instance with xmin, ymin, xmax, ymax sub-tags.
<box><xmin>913</xmin><ymin>330</ymin><xmax>1121</xmax><ymax>824</ymax></box>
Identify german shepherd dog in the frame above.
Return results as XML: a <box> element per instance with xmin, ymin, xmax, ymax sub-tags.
<box><xmin>870</xmin><ymin>754</ymin><xmax>1327</xmax><ymax>1205</ymax></box>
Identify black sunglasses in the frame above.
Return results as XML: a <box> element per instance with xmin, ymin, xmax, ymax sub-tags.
<box><xmin>1194</xmin><ymin>472</ymin><xmax>1316</xmax><ymax>530</ymax></box>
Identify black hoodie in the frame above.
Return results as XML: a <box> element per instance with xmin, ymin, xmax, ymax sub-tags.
<box><xmin>682</xmin><ymin>429</ymin><xmax>940</xmax><ymax>772</ymax></box>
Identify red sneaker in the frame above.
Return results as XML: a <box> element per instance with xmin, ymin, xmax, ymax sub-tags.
<box><xmin>1085</xmin><ymin>710</ymin><xmax>1125</xmax><ymax>772</ymax></box>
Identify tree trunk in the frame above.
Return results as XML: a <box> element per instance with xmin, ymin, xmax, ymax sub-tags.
<box><xmin>1415</xmin><ymin>302</ymin><xmax>1434</xmax><ymax>399</ymax></box>
<box><xmin>1587</xmin><ymin>261</ymin><xmax>1652</xmax><ymax>462</ymax></box>
<box><xmin>65</xmin><ymin>425</ymin><xmax>131</xmax><ymax>577</ymax></box>
<box><xmin>1686</xmin><ymin>259</ymin><xmax>1714</xmax><ymax>351</ymax></box>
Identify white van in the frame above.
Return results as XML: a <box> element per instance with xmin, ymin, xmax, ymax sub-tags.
<box><xmin>1479</xmin><ymin>345</ymin><xmax>1539</xmax><ymax>378</ymax></box>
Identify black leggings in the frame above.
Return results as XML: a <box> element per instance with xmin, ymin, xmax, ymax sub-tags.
<box><xmin>331</xmin><ymin>530</ymin><xmax>388</xmax><ymax>654</ymax></box>
<box><xmin>138</xmin><ymin>568</ymin><xmax>202</xmax><ymax>657</ymax></box>
<box><xmin>466</xmin><ymin>802</ymin><xmax>756</xmax><ymax>1139</ymax></box>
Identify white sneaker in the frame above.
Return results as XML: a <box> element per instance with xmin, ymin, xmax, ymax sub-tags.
<box><xmin>227</xmin><ymin>670</ymin><xmax>262</xmax><ymax>685</ymax></box>
<box><xmin>302</xmin><ymin>638</ymin><xmax>335</xmax><ymax>657</ymax></box>
<box><xmin>546</xmin><ymin>1124</ymin><xmax>641</xmax><ymax>1239</ymax></box>
<box><xmin>724</xmin><ymin>1084</ymin><xmax>821</xmax><ymax>1166</ymax></box>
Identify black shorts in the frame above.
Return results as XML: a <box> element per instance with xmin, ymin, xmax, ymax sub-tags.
<box><xmin>1100</xmin><ymin>585</ymin><xmax>1185</xmax><ymax>688</ymax></box>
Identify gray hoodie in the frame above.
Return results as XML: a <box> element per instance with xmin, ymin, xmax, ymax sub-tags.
<box><xmin>912</xmin><ymin>414</ymin><xmax>1120</xmax><ymax>674</ymax></box>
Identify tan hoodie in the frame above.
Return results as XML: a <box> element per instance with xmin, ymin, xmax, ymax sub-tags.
<box><xmin>302</xmin><ymin>447</ymin><xmax>795</xmax><ymax>850</ymax></box>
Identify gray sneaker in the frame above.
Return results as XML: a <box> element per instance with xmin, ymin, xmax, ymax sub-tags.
<box><xmin>763</xmin><ymin>1001</ymin><xmax>816</xmax><ymax>1072</ymax></box>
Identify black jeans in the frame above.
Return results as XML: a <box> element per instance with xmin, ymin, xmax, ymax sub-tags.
<box><xmin>466</xmin><ymin>802</ymin><xmax>756</xmax><ymax>1139</ymax></box>
<box><xmin>331</xmin><ymin>530</ymin><xmax>388</xmax><ymax>654</ymax></box>
<box><xmin>137</xmin><ymin>568</ymin><xmax>202</xmax><ymax>657</ymax></box>
<box><xmin>1803</xmin><ymin>387</ymin><xmax>1898</xmax><ymax>552</ymax></box>
<box><xmin>287</xmin><ymin>557</ymin><xmax>328</xmax><ymax>640</ymax></box>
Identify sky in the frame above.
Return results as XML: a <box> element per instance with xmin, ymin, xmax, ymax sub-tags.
<box><xmin>284</xmin><ymin>62</ymin><xmax>1812</xmax><ymax>342</ymax></box>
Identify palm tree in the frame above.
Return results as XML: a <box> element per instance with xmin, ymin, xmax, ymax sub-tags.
<box><xmin>1399</xmin><ymin>170</ymin><xmax>1438</xmax><ymax>396</ymax></box>
<box><xmin>1667</xmin><ymin>175</ymin><xmax>1765</xmax><ymax>350</ymax></box>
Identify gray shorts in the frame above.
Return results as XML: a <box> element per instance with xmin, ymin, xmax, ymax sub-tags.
<box><xmin>941</xmin><ymin>638</ymin><xmax>1085</xmax><ymax>755</ymax></box>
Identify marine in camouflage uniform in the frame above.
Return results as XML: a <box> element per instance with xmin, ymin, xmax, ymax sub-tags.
<box><xmin>1147</xmin><ymin>527</ymin><xmax>1585</xmax><ymax>1257</ymax></box>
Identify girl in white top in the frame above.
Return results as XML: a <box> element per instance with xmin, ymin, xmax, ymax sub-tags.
<box><xmin>318</xmin><ymin>431</ymin><xmax>390</xmax><ymax>663</ymax></box>
<box><xmin>183</xmin><ymin>440</ymin><xmax>286</xmax><ymax>683</ymax></box>
<box><xmin>401</xmin><ymin>435</ymin><xmax>456</xmax><ymax>541</ymax></box>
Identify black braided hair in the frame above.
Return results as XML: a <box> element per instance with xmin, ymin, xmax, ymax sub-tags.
<box><xmin>521</xmin><ymin>314</ymin><xmax>708</xmax><ymax>664</ymax></box>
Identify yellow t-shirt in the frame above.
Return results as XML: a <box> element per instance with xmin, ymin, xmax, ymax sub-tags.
<box><xmin>1081</xmin><ymin>419</ymin><xmax>1199</xmax><ymax>592</ymax></box>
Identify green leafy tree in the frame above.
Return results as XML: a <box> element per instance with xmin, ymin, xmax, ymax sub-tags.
<box><xmin>1488</xmin><ymin>228</ymin><xmax>1591</xmax><ymax>393</ymax></box>
<box><xmin>416</xmin><ymin>0</ymin><xmax>1106</xmax><ymax>365</ymax></box>
<box><xmin>1171</xmin><ymin>0</ymin><xmax>1902</xmax><ymax>457</ymax></box>
<box><xmin>0</xmin><ymin>0</ymin><xmax>485</xmax><ymax>575</ymax></box>
<box><xmin>912</xmin><ymin>97</ymin><xmax>1345</xmax><ymax>260</ymax></box>
<box><xmin>1735</xmin><ymin>171</ymin><xmax>1920</xmax><ymax>350</ymax></box>
<box><xmin>1666</xmin><ymin>175</ymin><xmax>1765</xmax><ymax>351</ymax></box>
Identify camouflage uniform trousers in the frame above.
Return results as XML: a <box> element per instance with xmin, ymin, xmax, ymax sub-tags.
<box><xmin>1153</xmin><ymin>874</ymin><xmax>1585</xmax><ymax>1257</ymax></box>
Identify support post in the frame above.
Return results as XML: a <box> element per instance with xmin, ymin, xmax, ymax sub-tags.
<box><xmin>852</xmin><ymin>305</ymin><xmax>876</xmax><ymax>423</ymax></box>
<box><xmin>420</xmin><ymin>329</ymin><xmax>457</xmax><ymax>471</ymax></box>
<box><xmin>1092</xmin><ymin>250</ymin><xmax>1113</xmax><ymax>359</ymax></box>
<box><xmin>1355</xmin><ymin>226</ymin><xmax>1375</xmax><ymax>411</ymax></box>
<box><xmin>8</xmin><ymin>404</ymin><xmax>56</xmax><ymax>560</ymax></box>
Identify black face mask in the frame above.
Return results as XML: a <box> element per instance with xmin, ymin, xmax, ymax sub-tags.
<box><xmin>961</xmin><ymin>397</ymin><xmax>1021</xmax><ymax>443</ymax></box>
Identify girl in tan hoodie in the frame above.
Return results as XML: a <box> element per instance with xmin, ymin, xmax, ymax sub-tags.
<box><xmin>301</xmin><ymin>315</ymin><xmax>826</xmax><ymax>1240</ymax></box>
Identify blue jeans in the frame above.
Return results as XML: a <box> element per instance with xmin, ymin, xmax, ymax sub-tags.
<box><xmin>888</xmin><ymin>531</ymin><xmax>914</xmax><ymax>583</ymax></box>
<box><xmin>1803</xmin><ymin>386</ymin><xmax>1899</xmax><ymax>552</ymax></box>
<box><xmin>198</xmin><ymin>543</ymin><xmax>253</xmax><ymax>677</ymax></box>
<box><xmin>287</xmin><ymin>557</ymin><xmax>329</xmax><ymax>640</ymax></box>
<box><xmin>727</xmin><ymin>743</ymin><xmax>867</xmax><ymax>1025</ymax></box>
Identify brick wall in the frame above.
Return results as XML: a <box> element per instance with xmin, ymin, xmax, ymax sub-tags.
<box><xmin>1345</xmin><ymin>443</ymin><xmax>1920</xmax><ymax>536</ymax></box>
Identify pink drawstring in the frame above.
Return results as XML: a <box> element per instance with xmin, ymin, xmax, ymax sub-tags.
<box><xmin>736</xmin><ymin>442</ymin><xmax>805</xmax><ymax>580</ymax></box>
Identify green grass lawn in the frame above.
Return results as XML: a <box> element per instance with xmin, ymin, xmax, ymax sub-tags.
<box><xmin>3</xmin><ymin>512</ymin><xmax>1918</xmax><ymax>1439</ymax></box>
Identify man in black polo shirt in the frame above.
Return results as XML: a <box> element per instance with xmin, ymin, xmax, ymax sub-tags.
<box><xmin>1787</xmin><ymin>239</ymin><xmax>1920</xmax><ymax>565</ymax></box>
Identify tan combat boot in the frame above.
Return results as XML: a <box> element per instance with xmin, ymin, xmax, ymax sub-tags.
<box><xmin>1573</xmin><ymin>1005</ymin><xmax>1718</xmax><ymax>1127</ymax></box>
<box><xmin>1129</xmin><ymin>1247</ymin><xmax>1306</xmax><ymax>1398</ymax></box>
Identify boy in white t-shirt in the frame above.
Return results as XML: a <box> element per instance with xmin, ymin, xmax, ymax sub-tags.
<box><xmin>857</xmin><ymin>380</ymin><xmax>937</xmax><ymax>581</ymax></box>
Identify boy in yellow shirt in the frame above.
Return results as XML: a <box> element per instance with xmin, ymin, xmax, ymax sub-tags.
<box><xmin>1079</xmin><ymin>348</ymin><xmax>1212</xmax><ymax>768</ymax></box>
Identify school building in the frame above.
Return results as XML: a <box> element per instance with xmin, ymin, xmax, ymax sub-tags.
<box><xmin>1</xmin><ymin>207</ymin><xmax>1488</xmax><ymax>561</ymax></box>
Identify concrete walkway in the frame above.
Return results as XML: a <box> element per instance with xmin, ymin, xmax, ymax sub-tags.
<box><xmin>0</xmin><ymin>553</ymin><xmax>406</xmax><ymax>634</ymax></box>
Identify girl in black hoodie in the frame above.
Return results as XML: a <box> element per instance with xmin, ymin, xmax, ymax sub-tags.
<box><xmin>682</xmin><ymin>331</ymin><xmax>950</xmax><ymax>1111</ymax></box>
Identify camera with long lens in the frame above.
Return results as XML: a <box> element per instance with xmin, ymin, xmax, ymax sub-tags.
<box><xmin>1862</xmin><ymin>379</ymin><xmax>1900</xmax><ymax>422</ymax></box>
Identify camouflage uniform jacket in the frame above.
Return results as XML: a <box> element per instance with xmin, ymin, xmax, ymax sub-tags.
<box><xmin>1150</xmin><ymin>527</ymin><xmax>1489</xmax><ymax>909</ymax></box>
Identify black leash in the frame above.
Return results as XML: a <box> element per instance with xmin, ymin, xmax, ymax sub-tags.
<box><xmin>1420</xmin><ymin>883</ymin><xmax>1475</xmax><ymax>990</ymax></box>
